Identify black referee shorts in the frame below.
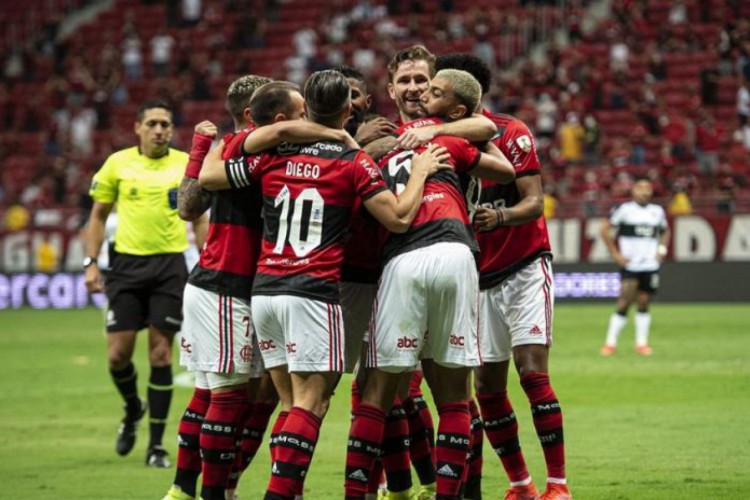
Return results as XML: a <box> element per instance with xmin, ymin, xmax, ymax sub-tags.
<box><xmin>620</xmin><ymin>269</ymin><xmax>660</xmax><ymax>294</ymax></box>
<box><xmin>104</xmin><ymin>253</ymin><xmax>188</xmax><ymax>333</ymax></box>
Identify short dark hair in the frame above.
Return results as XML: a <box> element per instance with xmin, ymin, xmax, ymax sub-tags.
<box><xmin>435</xmin><ymin>53</ymin><xmax>492</xmax><ymax>95</ymax></box>
<box><xmin>248</xmin><ymin>81</ymin><xmax>301</xmax><ymax>126</ymax></box>
<box><xmin>137</xmin><ymin>100</ymin><xmax>172</xmax><ymax>122</ymax></box>
<box><xmin>303</xmin><ymin>70</ymin><xmax>351</xmax><ymax>127</ymax></box>
<box><xmin>333</xmin><ymin>65</ymin><xmax>365</xmax><ymax>82</ymax></box>
<box><xmin>226</xmin><ymin>74</ymin><xmax>273</xmax><ymax>123</ymax></box>
<box><xmin>387</xmin><ymin>45</ymin><xmax>436</xmax><ymax>81</ymax></box>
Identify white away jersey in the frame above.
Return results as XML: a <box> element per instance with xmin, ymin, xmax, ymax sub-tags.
<box><xmin>609</xmin><ymin>201</ymin><xmax>668</xmax><ymax>272</ymax></box>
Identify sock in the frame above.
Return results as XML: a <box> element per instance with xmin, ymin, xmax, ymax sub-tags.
<box><xmin>269</xmin><ymin>411</ymin><xmax>289</xmax><ymax>462</ymax></box>
<box><xmin>605</xmin><ymin>312</ymin><xmax>628</xmax><ymax>347</ymax></box>
<box><xmin>402</xmin><ymin>396</ymin><xmax>436</xmax><ymax>486</ymax></box>
<box><xmin>435</xmin><ymin>402</ymin><xmax>471</xmax><ymax>498</ymax></box>
<box><xmin>366</xmin><ymin>460</ymin><xmax>384</xmax><ymax>494</ymax></box>
<box><xmin>173</xmin><ymin>387</ymin><xmax>211</xmax><ymax>497</ymax></box>
<box><xmin>464</xmin><ymin>399</ymin><xmax>484</xmax><ymax>499</ymax></box>
<box><xmin>226</xmin><ymin>402</ymin><xmax>255</xmax><ymax>490</ymax></box>
<box><xmin>381</xmin><ymin>401</ymin><xmax>412</xmax><ymax>493</ymax></box>
<box><xmin>200</xmin><ymin>389</ymin><xmax>250</xmax><ymax>500</ymax></box>
<box><xmin>635</xmin><ymin>311</ymin><xmax>651</xmax><ymax>347</ymax></box>
<box><xmin>266</xmin><ymin>407</ymin><xmax>322</xmax><ymax>499</ymax></box>
<box><xmin>344</xmin><ymin>403</ymin><xmax>387</xmax><ymax>499</ymax></box>
<box><xmin>476</xmin><ymin>391</ymin><xmax>529</xmax><ymax>483</ymax></box>
<box><xmin>521</xmin><ymin>373</ymin><xmax>565</xmax><ymax>481</ymax></box>
<box><xmin>241</xmin><ymin>401</ymin><xmax>276</xmax><ymax>469</ymax></box>
<box><xmin>351</xmin><ymin>379</ymin><xmax>361</xmax><ymax>414</ymax></box>
<box><xmin>110</xmin><ymin>362</ymin><xmax>141</xmax><ymax>413</ymax></box>
<box><xmin>148</xmin><ymin>365</ymin><xmax>173</xmax><ymax>448</ymax></box>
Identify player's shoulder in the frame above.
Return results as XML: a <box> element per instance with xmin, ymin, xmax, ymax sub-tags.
<box><xmin>398</xmin><ymin>117</ymin><xmax>443</xmax><ymax>134</ymax></box>
<box><xmin>106</xmin><ymin>146</ymin><xmax>140</xmax><ymax>162</ymax></box>
<box><xmin>483</xmin><ymin>109</ymin><xmax>531</xmax><ymax>135</ymax></box>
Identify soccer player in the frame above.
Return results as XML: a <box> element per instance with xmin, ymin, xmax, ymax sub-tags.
<box><xmin>84</xmin><ymin>100</ymin><xmax>206</xmax><ymax>468</ymax></box>
<box><xmin>344</xmin><ymin>69</ymin><xmax>515</xmax><ymax>500</ymax></box>
<box><xmin>164</xmin><ymin>74</ymin><xmax>271</xmax><ymax>500</ymax></box>
<box><xmin>600</xmin><ymin>177</ymin><xmax>670</xmax><ymax>356</ymax></box>
<box><xmin>435</xmin><ymin>52</ymin><xmax>572</xmax><ymax>500</ymax></box>
<box><xmin>200</xmin><ymin>70</ymin><xmax>449</xmax><ymax>500</ymax></box>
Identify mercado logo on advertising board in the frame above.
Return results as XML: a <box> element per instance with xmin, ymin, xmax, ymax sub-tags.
<box><xmin>0</xmin><ymin>272</ymin><xmax>106</xmax><ymax>310</ymax></box>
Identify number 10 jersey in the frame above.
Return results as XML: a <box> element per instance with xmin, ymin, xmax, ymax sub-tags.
<box><xmin>225</xmin><ymin>140</ymin><xmax>387</xmax><ymax>303</ymax></box>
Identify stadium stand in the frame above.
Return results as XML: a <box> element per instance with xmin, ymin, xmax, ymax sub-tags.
<box><xmin>0</xmin><ymin>0</ymin><xmax>748</xmax><ymax>218</ymax></box>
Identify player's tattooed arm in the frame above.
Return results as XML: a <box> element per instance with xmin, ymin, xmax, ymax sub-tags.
<box><xmin>474</xmin><ymin>174</ymin><xmax>543</xmax><ymax>232</ymax></box>
<box><xmin>363</xmin><ymin>136</ymin><xmax>399</xmax><ymax>162</ymax></box>
<box><xmin>243</xmin><ymin>120</ymin><xmax>358</xmax><ymax>153</ymax></box>
<box><xmin>178</xmin><ymin>177</ymin><xmax>212</xmax><ymax>221</ymax></box>
<box><xmin>398</xmin><ymin>113</ymin><xmax>496</xmax><ymax>149</ymax></box>
<box><xmin>179</xmin><ymin>120</ymin><xmax>217</xmax><ymax>220</ymax></box>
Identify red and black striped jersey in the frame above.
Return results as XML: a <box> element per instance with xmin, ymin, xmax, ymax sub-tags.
<box><xmin>475</xmin><ymin>110</ymin><xmax>551</xmax><ymax>289</ymax></box>
<box><xmin>188</xmin><ymin>126</ymin><xmax>263</xmax><ymax>300</ymax></box>
<box><xmin>379</xmin><ymin>117</ymin><xmax>481</xmax><ymax>263</ymax></box>
<box><xmin>225</xmin><ymin>140</ymin><xmax>387</xmax><ymax>302</ymax></box>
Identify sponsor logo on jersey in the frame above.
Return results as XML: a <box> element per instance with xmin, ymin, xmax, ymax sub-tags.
<box><xmin>259</xmin><ymin>339</ymin><xmax>277</xmax><ymax>351</ymax></box>
<box><xmin>180</xmin><ymin>337</ymin><xmax>192</xmax><ymax>354</ymax></box>
<box><xmin>449</xmin><ymin>334</ymin><xmax>465</xmax><ymax>347</ymax></box>
<box><xmin>276</xmin><ymin>142</ymin><xmax>300</xmax><ymax>155</ymax></box>
<box><xmin>396</xmin><ymin>337</ymin><xmax>419</xmax><ymax>349</ymax></box>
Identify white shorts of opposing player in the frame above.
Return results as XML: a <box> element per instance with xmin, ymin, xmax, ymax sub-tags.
<box><xmin>179</xmin><ymin>283</ymin><xmax>264</xmax><ymax>389</ymax></box>
<box><xmin>479</xmin><ymin>255</ymin><xmax>554</xmax><ymax>363</ymax></box>
<box><xmin>252</xmin><ymin>295</ymin><xmax>346</xmax><ymax>373</ymax></box>
<box><xmin>367</xmin><ymin>242</ymin><xmax>481</xmax><ymax>371</ymax></box>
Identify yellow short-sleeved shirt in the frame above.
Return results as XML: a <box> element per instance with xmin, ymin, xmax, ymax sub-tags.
<box><xmin>90</xmin><ymin>146</ymin><xmax>189</xmax><ymax>255</ymax></box>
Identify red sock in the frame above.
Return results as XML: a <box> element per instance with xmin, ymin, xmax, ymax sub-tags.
<box><xmin>381</xmin><ymin>400</ymin><xmax>412</xmax><ymax>493</ymax></box>
<box><xmin>344</xmin><ymin>403</ymin><xmax>387</xmax><ymax>499</ymax></box>
<box><xmin>269</xmin><ymin>411</ymin><xmax>289</xmax><ymax>463</ymax></box>
<box><xmin>266</xmin><ymin>407</ymin><xmax>322</xmax><ymax>499</ymax></box>
<box><xmin>476</xmin><ymin>391</ymin><xmax>529</xmax><ymax>483</ymax></box>
<box><xmin>351</xmin><ymin>379</ymin><xmax>361</xmax><ymax>413</ymax></box>
<box><xmin>366</xmin><ymin>460</ymin><xmax>384</xmax><ymax>494</ymax></box>
<box><xmin>240</xmin><ymin>401</ymin><xmax>276</xmax><ymax>469</ymax></box>
<box><xmin>226</xmin><ymin>403</ymin><xmax>255</xmax><ymax>490</ymax></box>
<box><xmin>521</xmin><ymin>373</ymin><xmax>565</xmax><ymax>480</ymax></box>
<box><xmin>403</xmin><ymin>396</ymin><xmax>436</xmax><ymax>486</ymax></box>
<box><xmin>435</xmin><ymin>402</ymin><xmax>471</xmax><ymax>498</ymax></box>
<box><xmin>463</xmin><ymin>398</ymin><xmax>484</xmax><ymax>497</ymax></box>
<box><xmin>200</xmin><ymin>389</ymin><xmax>250</xmax><ymax>500</ymax></box>
<box><xmin>173</xmin><ymin>388</ymin><xmax>211</xmax><ymax>497</ymax></box>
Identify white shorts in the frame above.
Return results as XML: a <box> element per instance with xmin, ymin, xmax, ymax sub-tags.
<box><xmin>367</xmin><ymin>243</ymin><xmax>480</xmax><ymax>370</ymax></box>
<box><xmin>480</xmin><ymin>256</ymin><xmax>554</xmax><ymax>363</ymax></box>
<box><xmin>251</xmin><ymin>294</ymin><xmax>345</xmax><ymax>373</ymax></box>
<box><xmin>340</xmin><ymin>281</ymin><xmax>377</xmax><ymax>373</ymax></box>
<box><xmin>179</xmin><ymin>283</ymin><xmax>264</xmax><ymax>377</ymax></box>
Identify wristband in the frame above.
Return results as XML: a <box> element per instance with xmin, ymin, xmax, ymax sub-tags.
<box><xmin>185</xmin><ymin>133</ymin><xmax>215</xmax><ymax>179</ymax></box>
<box><xmin>657</xmin><ymin>244</ymin><xmax>668</xmax><ymax>258</ymax></box>
<box><xmin>495</xmin><ymin>208</ymin><xmax>506</xmax><ymax>228</ymax></box>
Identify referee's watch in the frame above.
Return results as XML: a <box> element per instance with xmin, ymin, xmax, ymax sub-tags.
<box><xmin>83</xmin><ymin>256</ymin><xmax>98</xmax><ymax>268</ymax></box>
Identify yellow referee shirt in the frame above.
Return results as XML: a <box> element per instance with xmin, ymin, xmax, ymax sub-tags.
<box><xmin>90</xmin><ymin>146</ymin><xmax>190</xmax><ymax>256</ymax></box>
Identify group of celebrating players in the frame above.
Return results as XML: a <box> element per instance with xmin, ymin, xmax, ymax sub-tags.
<box><xmin>88</xmin><ymin>43</ymin><xmax>571</xmax><ymax>500</ymax></box>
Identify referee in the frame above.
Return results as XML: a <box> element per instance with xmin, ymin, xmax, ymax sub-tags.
<box><xmin>84</xmin><ymin>100</ymin><xmax>199</xmax><ymax>468</ymax></box>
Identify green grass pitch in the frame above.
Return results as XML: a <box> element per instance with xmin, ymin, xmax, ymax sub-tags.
<box><xmin>0</xmin><ymin>303</ymin><xmax>748</xmax><ymax>499</ymax></box>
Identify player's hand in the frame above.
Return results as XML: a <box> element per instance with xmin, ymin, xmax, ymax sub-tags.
<box><xmin>84</xmin><ymin>265</ymin><xmax>104</xmax><ymax>293</ymax></box>
<box><xmin>411</xmin><ymin>143</ymin><xmax>451</xmax><ymax>177</ymax></box>
<box><xmin>339</xmin><ymin>130</ymin><xmax>360</xmax><ymax>149</ymax></box>
<box><xmin>474</xmin><ymin>206</ymin><xmax>500</xmax><ymax>232</ymax></box>
<box><xmin>614</xmin><ymin>253</ymin><xmax>629</xmax><ymax>268</ymax></box>
<box><xmin>194</xmin><ymin>120</ymin><xmax>218</xmax><ymax>138</ymax></box>
<box><xmin>355</xmin><ymin>117</ymin><xmax>398</xmax><ymax>146</ymax></box>
<box><xmin>398</xmin><ymin>125</ymin><xmax>438</xmax><ymax>150</ymax></box>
